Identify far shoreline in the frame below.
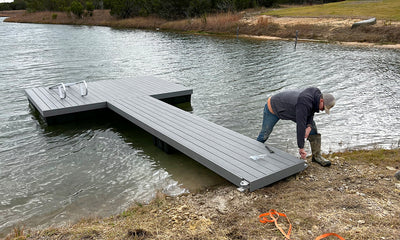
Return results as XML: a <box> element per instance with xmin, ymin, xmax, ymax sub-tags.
<box><xmin>1</xmin><ymin>9</ymin><xmax>400</xmax><ymax>49</ymax></box>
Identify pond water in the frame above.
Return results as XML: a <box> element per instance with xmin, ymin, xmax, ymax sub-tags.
<box><xmin>0</xmin><ymin>17</ymin><xmax>399</xmax><ymax>236</ymax></box>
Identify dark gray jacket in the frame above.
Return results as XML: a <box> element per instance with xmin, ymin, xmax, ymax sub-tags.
<box><xmin>270</xmin><ymin>87</ymin><xmax>321</xmax><ymax>149</ymax></box>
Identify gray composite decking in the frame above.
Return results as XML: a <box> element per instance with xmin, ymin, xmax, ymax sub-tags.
<box><xmin>25</xmin><ymin>76</ymin><xmax>307</xmax><ymax>191</ymax></box>
<box><xmin>25</xmin><ymin>76</ymin><xmax>192</xmax><ymax>118</ymax></box>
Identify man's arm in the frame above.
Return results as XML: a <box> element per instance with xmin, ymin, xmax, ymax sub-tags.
<box><xmin>295</xmin><ymin>103</ymin><xmax>310</xmax><ymax>149</ymax></box>
<box><xmin>304</xmin><ymin>126</ymin><xmax>312</xmax><ymax>139</ymax></box>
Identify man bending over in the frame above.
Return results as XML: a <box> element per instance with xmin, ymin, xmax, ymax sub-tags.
<box><xmin>257</xmin><ymin>87</ymin><xmax>335</xmax><ymax>166</ymax></box>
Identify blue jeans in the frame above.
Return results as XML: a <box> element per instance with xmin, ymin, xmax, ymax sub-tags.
<box><xmin>256</xmin><ymin>103</ymin><xmax>279</xmax><ymax>143</ymax></box>
<box><xmin>256</xmin><ymin>102</ymin><xmax>318</xmax><ymax>143</ymax></box>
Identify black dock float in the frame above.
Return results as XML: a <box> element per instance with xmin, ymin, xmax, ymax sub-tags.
<box><xmin>25</xmin><ymin>76</ymin><xmax>307</xmax><ymax>191</ymax></box>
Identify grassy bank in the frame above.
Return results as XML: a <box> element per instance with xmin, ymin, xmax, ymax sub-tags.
<box><xmin>2</xmin><ymin>1</ymin><xmax>400</xmax><ymax>46</ymax></box>
<box><xmin>266</xmin><ymin>0</ymin><xmax>400</xmax><ymax>21</ymax></box>
<box><xmin>5</xmin><ymin>149</ymin><xmax>400</xmax><ymax>239</ymax></box>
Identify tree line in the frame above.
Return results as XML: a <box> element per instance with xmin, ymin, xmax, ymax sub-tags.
<box><xmin>0</xmin><ymin>0</ymin><xmax>344</xmax><ymax>19</ymax></box>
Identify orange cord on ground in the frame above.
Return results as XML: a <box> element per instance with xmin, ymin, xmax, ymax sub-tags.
<box><xmin>258</xmin><ymin>209</ymin><xmax>345</xmax><ymax>240</ymax></box>
<box><xmin>315</xmin><ymin>233</ymin><xmax>345</xmax><ymax>240</ymax></box>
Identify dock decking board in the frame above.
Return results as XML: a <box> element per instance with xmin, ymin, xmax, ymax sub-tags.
<box><xmin>25</xmin><ymin>76</ymin><xmax>306</xmax><ymax>191</ymax></box>
<box><xmin>112</xmin><ymin>96</ymin><xmax>280</xmax><ymax>177</ymax></box>
<box><xmin>114</xmin><ymin>96</ymin><xmax>281</xmax><ymax>174</ymax></box>
<box><xmin>139</xmin><ymin>95</ymin><xmax>294</xmax><ymax>169</ymax></box>
<box><xmin>108</xmin><ymin>97</ymin><xmax>268</xmax><ymax>179</ymax></box>
<box><xmin>26</xmin><ymin>88</ymin><xmax>50</xmax><ymax>113</ymax></box>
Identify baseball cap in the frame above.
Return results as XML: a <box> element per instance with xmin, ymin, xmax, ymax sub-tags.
<box><xmin>323</xmin><ymin>93</ymin><xmax>335</xmax><ymax>114</ymax></box>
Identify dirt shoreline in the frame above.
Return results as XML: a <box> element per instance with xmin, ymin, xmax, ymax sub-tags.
<box><xmin>2</xmin><ymin>10</ymin><xmax>400</xmax><ymax>49</ymax></box>
<box><xmin>5</xmin><ymin>149</ymin><xmax>400</xmax><ymax>239</ymax></box>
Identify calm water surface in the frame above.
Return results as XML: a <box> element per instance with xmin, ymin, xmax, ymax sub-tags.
<box><xmin>1</xmin><ymin>17</ymin><xmax>399</xmax><ymax>236</ymax></box>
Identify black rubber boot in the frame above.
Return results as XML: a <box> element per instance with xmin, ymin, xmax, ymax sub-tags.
<box><xmin>308</xmin><ymin>134</ymin><xmax>331</xmax><ymax>167</ymax></box>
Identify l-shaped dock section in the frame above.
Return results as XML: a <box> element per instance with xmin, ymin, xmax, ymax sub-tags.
<box><xmin>25</xmin><ymin>76</ymin><xmax>306</xmax><ymax>191</ymax></box>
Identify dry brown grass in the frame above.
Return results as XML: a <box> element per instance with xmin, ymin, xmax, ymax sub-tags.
<box><xmin>160</xmin><ymin>12</ymin><xmax>242</xmax><ymax>33</ymax></box>
<box><xmin>109</xmin><ymin>16</ymin><xmax>167</xmax><ymax>29</ymax></box>
<box><xmin>278</xmin><ymin>23</ymin><xmax>400</xmax><ymax>44</ymax></box>
<box><xmin>2</xmin><ymin>9</ymin><xmax>115</xmax><ymax>26</ymax></box>
<box><xmin>8</xmin><ymin>149</ymin><xmax>400</xmax><ymax>240</ymax></box>
<box><xmin>3</xmin><ymin>10</ymin><xmax>400</xmax><ymax>45</ymax></box>
<box><xmin>238</xmin><ymin>15</ymin><xmax>400</xmax><ymax>44</ymax></box>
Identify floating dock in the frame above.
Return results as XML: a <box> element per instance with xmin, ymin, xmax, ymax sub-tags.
<box><xmin>25</xmin><ymin>76</ymin><xmax>307</xmax><ymax>191</ymax></box>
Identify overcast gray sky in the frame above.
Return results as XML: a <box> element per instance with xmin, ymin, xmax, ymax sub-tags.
<box><xmin>0</xmin><ymin>0</ymin><xmax>13</xmax><ymax>3</ymax></box>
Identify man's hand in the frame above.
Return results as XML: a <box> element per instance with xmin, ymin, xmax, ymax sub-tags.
<box><xmin>299</xmin><ymin>148</ymin><xmax>307</xmax><ymax>160</ymax></box>
<box><xmin>304</xmin><ymin>126</ymin><xmax>312</xmax><ymax>139</ymax></box>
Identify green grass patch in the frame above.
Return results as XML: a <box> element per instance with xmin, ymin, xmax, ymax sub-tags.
<box><xmin>330</xmin><ymin>148</ymin><xmax>400</xmax><ymax>166</ymax></box>
<box><xmin>265</xmin><ymin>0</ymin><xmax>400</xmax><ymax>21</ymax></box>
